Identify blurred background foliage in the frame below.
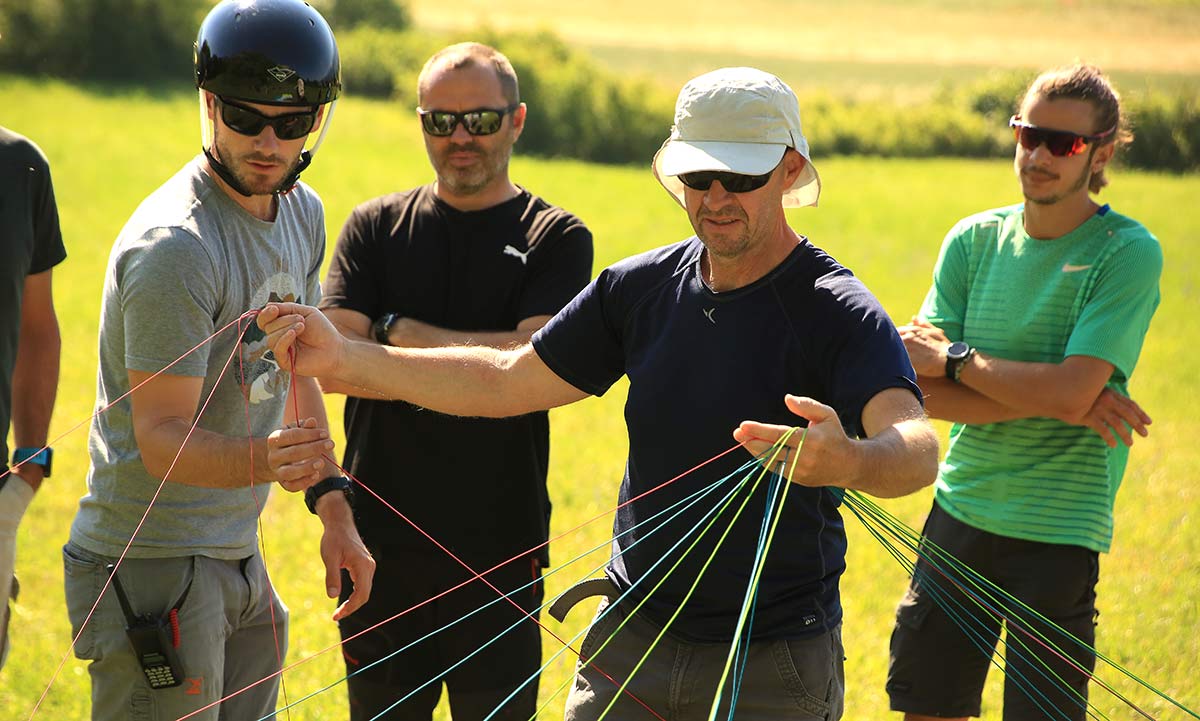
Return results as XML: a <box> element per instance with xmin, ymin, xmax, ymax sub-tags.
<box><xmin>1</xmin><ymin>0</ymin><xmax>1196</xmax><ymax>170</ymax></box>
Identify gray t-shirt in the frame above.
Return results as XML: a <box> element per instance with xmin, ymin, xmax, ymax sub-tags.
<box><xmin>70</xmin><ymin>156</ymin><xmax>324</xmax><ymax>559</ymax></box>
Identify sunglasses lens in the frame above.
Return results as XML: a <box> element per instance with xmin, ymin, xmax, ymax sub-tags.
<box><xmin>272</xmin><ymin>113</ymin><xmax>316</xmax><ymax>140</ymax></box>
<box><xmin>1014</xmin><ymin>125</ymin><xmax>1087</xmax><ymax>157</ymax></box>
<box><xmin>421</xmin><ymin>111</ymin><xmax>458</xmax><ymax>136</ymax></box>
<box><xmin>220</xmin><ymin>103</ymin><xmax>267</xmax><ymax>136</ymax></box>
<box><xmin>219</xmin><ymin>100</ymin><xmax>315</xmax><ymax>140</ymax></box>
<box><xmin>678</xmin><ymin>170</ymin><xmax>772</xmax><ymax>193</ymax></box>
<box><xmin>420</xmin><ymin>109</ymin><xmax>509</xmax><ymax>136</ymax></box>
<box><xmin>463</xmin><ymin>111</ymin><xmax>504</xmax><ymax>135</ymax></box>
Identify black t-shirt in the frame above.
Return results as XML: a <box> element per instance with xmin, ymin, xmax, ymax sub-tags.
<box><xmin>532</xmin><ymin>236</ymin><xmax>920</xmax><ymax>642</ymax></box>
<box><xmin>321</xmin><ymin>184</ymin><xmax>593</xmax><ymax>566</ymax></box>
<box><xmin>0</xmin><ymin>127</ymin><xmax>67</xmax><ymax>465</ymax></box>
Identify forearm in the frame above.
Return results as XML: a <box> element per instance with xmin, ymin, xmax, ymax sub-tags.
<box><xmin>388</xmin><ymin>317</ymin><xmax>537</xmax><ymax>349</ymax></box>
<box><xmin>842</xmin><ymin>417</ymin><xmax>939</xmax><ymax>499</ymax></box>
<box><xmin>958</xmin><ymin>353</ymin><xmax>1101</xmax><ymax>422</ymax></box>
<box><xmin>137</xmin><ymin>420</ymin><xmax>275</xmax><ymax>488</ymax></box>
<box><xmin>337</xmin><ymin>340</ymin><xmax>545</xmax><ymax>418</ymax></box>
<box><xmin>10</xmin><ymin>322</ymin><xmax>60</xmax><ymax>448</ymax></box>
<box><xmin>917</xmin><ymin>375</ymin><xmax>1026</xmax><ymax>424</ymax></box>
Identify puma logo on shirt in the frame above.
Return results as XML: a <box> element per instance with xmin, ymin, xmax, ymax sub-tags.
<box><xmin>503</xmin><ymin>245</ymin><xmax>531</xmax><ymax>265</ymax></box>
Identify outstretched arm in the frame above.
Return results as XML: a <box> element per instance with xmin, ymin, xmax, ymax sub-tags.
<box><xmin>733</xmin><ymin>388</ymin><xmax>939</xmax><ymax>499</ymax></box>
<box><xmin>258</xmin><ymin>302</ymin><xmax>588</xmax><ymax>418</ymax></box>
<box><xmin>318</xmin><ymin>307</ymin><xmax>551</xmax><ymax>398</ymax></box>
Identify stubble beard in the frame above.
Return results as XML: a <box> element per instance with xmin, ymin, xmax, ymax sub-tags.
<box><xmin>432</xmin><ymin>141</ymin><xmax>512</xmax><ymax>197</ymax></box>
<box><xmin>215</xmin><ymin>135</ymin><xmax>301</xmax><ymax>196</ymax></box>
<box><xmin>1020</xmin><ymin>149</ymin><xmax>1094</xmax><ymax>206</ymax></box>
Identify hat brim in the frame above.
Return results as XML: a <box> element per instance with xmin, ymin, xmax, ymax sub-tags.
<box><xmin>657</xmin><ymin>139</ymin><xmax>787</xmax><ymax>178</ymax></box>
<box><xmin>652</xmin><ymin>138</ymin><xmax>821</xmax><ymax>209</ymax></box>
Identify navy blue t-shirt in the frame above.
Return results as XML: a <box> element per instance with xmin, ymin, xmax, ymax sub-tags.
<box><xmin>532</xmin><ymin>236</ymin><xmax>919</xmax><ymax>642</ymax></box>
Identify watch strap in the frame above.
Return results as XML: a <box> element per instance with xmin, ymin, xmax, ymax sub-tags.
<box><xmin>372</xmin><ymin>313</ymin><xmax>398</xmax><ymax>344</ymax></box>
<box><xmin>304</xmin><ymin>475</ymin><xmax>354</xmax><ymax>515</ymax></box>
<box><xmin>11</xmin><ymin>447</ymin><xmax>52</xmax><ymax>478</ymax></box>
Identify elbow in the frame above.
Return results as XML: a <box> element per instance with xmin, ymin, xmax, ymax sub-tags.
<box><xmin>1046</xmin><ymin>396</ymin><xmax>1094</xmax><ymax>425</ymax></box>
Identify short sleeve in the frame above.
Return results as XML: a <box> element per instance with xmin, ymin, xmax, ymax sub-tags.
<box><xmin>29</xmin><ymin>146</ymin><xmax>67</xmax><ymax>275</ymax></box>
<box><xmin>919</xmin><ymin>221</ymin><xmax>971</xmax><ymax>341</ymax></box>
<box><xmin>531</xmin><ymin>268</ymin><xmax>626</xmax><ymax>397</ymax></box>
<box><xmin>1066</xmin><ymin>234</ymin><xmax>1163</xmax><ymax>381</ymax></box>
<box><xmin>518</xmin><ymin>221</ymin><xmax>594</xmax><ymax>321</ymax></box>
<box><xmin>320</xmin><ymin>201</ymin><xmax>380</xmax><ymax>316</ymax></box>
<box><xmin>814</xmin><ymin>271</ymin><xmax>921</xmax><ymax>435</ymax></box>
<box><xmin>117</xmin><ymin>227</ymin><xmax>220</xmax><ymax>377</ymax></box>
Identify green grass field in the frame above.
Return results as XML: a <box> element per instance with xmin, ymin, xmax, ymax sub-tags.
<box><xmin>2</xmin><ymin>42</ymin><xmax>1199</xmax><ymax>721</ymax></box>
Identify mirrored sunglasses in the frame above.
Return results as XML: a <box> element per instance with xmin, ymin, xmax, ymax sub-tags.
<box><xmin>678</xmin><ymin>169</ymin><xmax>774</xmax><ymax>193</ymax></box>
<box><xmin>1009</xmin><ymin>115</ymin><xmax>1114</xmax><ymax>158</ymax></box>
<box><xmin>417</xmin><ymin>106</ymin><xmax>519</xmax><ymax>137</ymax></box>
<box><xmin>217</xmin><ymin>97</ymin><xmax>318</xmax><ymax>141</ymax></box>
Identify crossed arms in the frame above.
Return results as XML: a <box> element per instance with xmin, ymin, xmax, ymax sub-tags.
<box><xmin>900</xmin><ymin>317</ymin><xmax>1151</xmax><ymax>447</ymax></box>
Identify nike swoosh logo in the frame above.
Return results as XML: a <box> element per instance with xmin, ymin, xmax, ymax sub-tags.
<box><xmin>1062</xmin><ymin>263</ymin><xmax>1092</xmax><ymax>273</ymax></box>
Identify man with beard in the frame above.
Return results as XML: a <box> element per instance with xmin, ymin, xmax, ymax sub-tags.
<box><xmin>62</xmin><ymin>2</ymin><xmax>373</xmax><ymax>718</ymax></box>
<box><xmin>315</xmin><ymin>42</ymin><xmax>593</xmax><ymax>720</ymax></box>
<box><xmin>887</xmin><ymin>64</ymin><xmax>1162</xmax><ymax>721</ymax></box>
<box><xmin>260</xmin><ymin>66</ymin><xmax>939</xmax><ymax>721</ymax></box>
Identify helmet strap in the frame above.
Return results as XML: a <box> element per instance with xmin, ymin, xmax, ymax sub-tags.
<box><xmin>277</xmin><ymin>150</ymin><xmax>311</xmax><ymax>196</ymax></box>
<box><xmin>203</xmin><ymin>146</ymin><xmax>255</xmax><ymax>198</ymax></box>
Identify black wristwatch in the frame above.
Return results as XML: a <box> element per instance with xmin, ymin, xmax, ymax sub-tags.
<box><xmin>944</xmin><ymin>341</ymin><xmax>975</xmax><ymax>383</ymax></box>
<box><xmin>372</xmin><ymin>312</ymin><xmax>399</xmax><ymax>345</ymax></box>
<box><xmin>12</xmin><ymin>447</ymin><xmax>53</xmax><ymax>478</ymax></box>
<box><xmin>304</xmin><ymin>475</ymin><xmax>354</xmax><ymax>515</ymax></box>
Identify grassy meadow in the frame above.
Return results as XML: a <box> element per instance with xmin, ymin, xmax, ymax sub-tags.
<box><xmin>2</xmin><ymin>8</ymin><xmax>1200</xmax><ymax>716</ymax></box>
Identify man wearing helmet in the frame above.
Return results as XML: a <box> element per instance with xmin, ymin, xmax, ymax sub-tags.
<box><xmin>62</xmin><ymin>1</ymin><xmax>373</xmax><ymax>718</ymax></box>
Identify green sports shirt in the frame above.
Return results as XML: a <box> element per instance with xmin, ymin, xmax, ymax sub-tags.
<box><xmin>922</xmin><ymin>203</ymin><xmax>1162</xmax><ymax>552</ymax></box>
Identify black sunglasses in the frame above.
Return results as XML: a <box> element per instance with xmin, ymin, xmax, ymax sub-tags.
<box><xmin>417</xmin><ymin>105</ymin><xmax>519</xmax><ymax>137</ymax></box>
<box><xmin>1009</xmin><ymin>115</ymin><xmax>1114</xmax><ymax>158</ymax></box>
<box><xmin>217</xmin><ymin>97</ymin><xmax>318</xmax><ymax>141</ymax></box>
<box><xmin>678</xmin><ymin>168</ymin><xmax>775</xmax><ymax>193</ymax></box>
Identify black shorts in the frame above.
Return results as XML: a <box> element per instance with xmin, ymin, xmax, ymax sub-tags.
<box><xmin>887</xmin><ymin>502</ymin><xmax>1099</xmax><ymax>720</ymax></box>
<box><xmin>338</xmin><ymin>549</ymin><xmax>545</xmax><ymax>721</ymax></box>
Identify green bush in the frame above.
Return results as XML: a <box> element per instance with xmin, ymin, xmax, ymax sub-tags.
<box><xmin>310</xmin><ymin>0</ymin><xmax>410</xmax><ymax>32</ymax></box>
<box><xmin>0</xmin><ymin>0</ymin><xmax>210</xmax><ymax>81</ymax></box>
<box><xmin>2</xmin><ymin>0</ymin><xmax>1195</xmax><ymax>172</ymax></box>
<box><xmin>338</xmin><ymin>26</ymin><xmax>675</xmax><ymax>165</ymax></box>
<box><xmin>1124</xmin><ymin>91</ymin><xmax>1200</xmax><ymax>173</ymax></box>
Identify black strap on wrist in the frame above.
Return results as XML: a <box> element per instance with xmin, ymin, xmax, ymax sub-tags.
<box><xmin>304</xmin><ymin>475</ymin><xmax>354</xmax><ymax>514</ymax></box>
<box><xmin>372</xmin><ymin>312</ymin><xmax>398</xmax><ymax>344</ymax></box>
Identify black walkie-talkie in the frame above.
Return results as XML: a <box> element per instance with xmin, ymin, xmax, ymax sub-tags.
<box><xmin>106</xmin><ymin>564</ymin><xmax>185</xmax><ymax>689</ymax></box>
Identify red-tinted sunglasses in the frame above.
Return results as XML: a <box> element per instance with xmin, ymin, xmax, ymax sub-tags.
<box><xmin>1009</xmin><ymin>115</ymin><xmax>1115</xmax><ymax>157</ymax></box>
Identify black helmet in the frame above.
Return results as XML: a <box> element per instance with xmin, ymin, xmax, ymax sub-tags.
<box><xmin>195</xmin><ymin>0</ymin><xmax>340</xmax><ymax>106</ymax></box>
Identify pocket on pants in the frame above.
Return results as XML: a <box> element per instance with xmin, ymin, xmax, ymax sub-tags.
<box><xmin>579</xmin><ymin>597</ymin><xmax>622</xmax><ymax>660</ymax></box>
<box><xmin>775</xmin><ymin>631</ymin><xmax>840</xmax><ymax>719</ymax></box>
<box><xmin>62</xmin><ymin>543</ymin><xmax>108</xmax><ymax>660</ymax></box>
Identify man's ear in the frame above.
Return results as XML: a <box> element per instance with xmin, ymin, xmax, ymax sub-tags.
<box><xmin>510</xmin><ymin>102</ymin><xmax>527</xmax><ymax>140</ymax></box>
<box><xmin>781</xmin><ymin>148</ymin><xmax>807</xmax><ymax>186</ymax></box>
<box><xmin>1092</xmin><ymin>141</ymin><xmax>1116</xmax><ymax>175</ymax></box>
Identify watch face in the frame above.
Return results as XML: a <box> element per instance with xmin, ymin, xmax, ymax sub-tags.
<box><xmin>947</xmin><ymin>341</ymin><xmax>970</xmax><ymax>360</ymax></box>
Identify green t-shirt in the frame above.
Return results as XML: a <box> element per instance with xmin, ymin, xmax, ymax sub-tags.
<box><xmin>922</xmin><ymin>203</ymin><xmax>1162</xmax><ymax>552</ymax></box>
